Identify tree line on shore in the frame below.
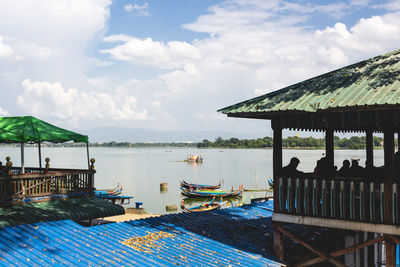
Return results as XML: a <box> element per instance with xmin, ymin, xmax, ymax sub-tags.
<box><xmin>34</xmin><ymin>135</ymin><xmax>388</xmax><ymax>149</ymax></box>
<box><xmin>196</xmin><ymin>136</ymin><xmax>386</xmax><ymax>149</ymax></box>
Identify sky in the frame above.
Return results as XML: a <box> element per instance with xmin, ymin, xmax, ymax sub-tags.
<box><xmin>0</xmin><ymin>0</ymin><xmax>400</xmax><ymax>136</ymax></box>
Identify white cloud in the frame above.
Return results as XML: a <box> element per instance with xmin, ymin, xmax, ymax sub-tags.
<box><xmin>2</xmin><ymin>0</ymin><xmax>400</xmax><ymax>134</ymax></box>
<box><xmin>17</xmin><ymin>79</ymin><xmax>149</xmax><ymax>125</ymax></box>
<box><xmin>101</xmin><ymin>36</ymin><xmax>202</xmax><ymax>69</ymax></box>
<box><xmin>124</xmin><ymin>2</ymin><xmax>150</xmax><ymax>16</ymax></box>
<box><xmin>0</xmin><ymin>107</ymin><xmax>10</xmax><ymax>116</ymax></box>
<box><xmin>98</xmin><ymin>0</ymin><xmax>400</xmax><ymax>133</ymax></box>
<box><xmin>0</xmin><ymin>36</ymin><xmax>13</xmax><ymax>58</ymax></box>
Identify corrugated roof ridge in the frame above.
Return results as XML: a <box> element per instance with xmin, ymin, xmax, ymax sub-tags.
<box><xmin>218</xmin><ymin>48</ymin><xmax>400</xmax><ymax>114</ymax></box>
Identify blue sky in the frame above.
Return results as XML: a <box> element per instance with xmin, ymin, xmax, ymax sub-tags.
<box><xmin>0</xmin><ymin>0</ymin><xmax>400</xmax><ymax>137</ymax></box>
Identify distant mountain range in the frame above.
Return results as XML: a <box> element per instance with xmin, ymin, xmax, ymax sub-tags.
<box><xmin>82</xmin><ymin>127</ymin><xmax>260</xmax><ymax>143</ymax></box>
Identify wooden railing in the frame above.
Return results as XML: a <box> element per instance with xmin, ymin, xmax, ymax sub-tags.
<box><xmin>0</xmin><ymin>167</ymin><xmax>95</xmax><ymax>201</ymax></box>
<box><xmin>275</xmin><ymin>176</ymin><xmax>400</xmax><ymax>225</ymax></box>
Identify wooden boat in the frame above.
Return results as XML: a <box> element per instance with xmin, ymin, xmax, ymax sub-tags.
<box><xmin>181</xmin><ymin>197</ymin><xmax>221</xmax><ymax>212</ymax></box>
<box><xmin>184</xmin><ymin>155</ymin><xmax>203</xmax><ymax>163</ymax></box>
<box><xmin>95</xmin><ymin>185</ymin><xmax>122</xmax><ymax>196</ymax></box>
<box><xmin>180</xmin><ymin>179</ymin><xmax>221</xmax><ymax>190</ymax></box>
<box><xmin>181</xmin><ymin>185</ymin><xmax>243</xmax><ymax>198</ymax></box>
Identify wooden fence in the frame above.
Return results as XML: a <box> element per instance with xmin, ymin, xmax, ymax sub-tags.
<box><xmin>0</xmin><ymin>168</ymin><xmax>95</xmax><ymax>201</ymax></box>
<box><xmin>276</xmin><ymin>176</ymin><xmax>400</xmax><ymax>225</ymax></box>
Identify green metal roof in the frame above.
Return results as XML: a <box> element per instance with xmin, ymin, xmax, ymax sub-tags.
<box><xmin>0</xmin><ymin>116</ymin><xmax>88</xmax><ymax>143</ymax></box>
<box><xmin>0</xmin><ymin>197</ymin><xmax>125</xmax><ymax>228</ymax></box>
<box><xmin>218</xmin><ymin>49</ymin><xmax>400</xmax><ymax>117</ymax></box>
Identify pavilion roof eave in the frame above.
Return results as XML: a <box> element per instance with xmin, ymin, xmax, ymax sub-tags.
<box><xmin>225</xmin><ymin>104</ymin><xmax>400</xmax><ymax>119</ymax></box>
<box><xmin>226</xmin><ymin>107</ymin><xmax>400</xmax><ymax>133</ymax></box>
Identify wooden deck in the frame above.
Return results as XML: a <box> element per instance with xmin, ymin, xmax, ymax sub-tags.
<box><xmin>273</xmin><ymin>175</ymin><xmax>400</xmax><ymax>231</ymax></box>
<box><xmin>0</xmin><ymin>167</ymin><xmax>95</xmax><ymax>202</ymax></box>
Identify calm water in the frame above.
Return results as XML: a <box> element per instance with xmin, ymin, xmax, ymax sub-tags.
<box><xmin>0</xmin><ymin>147</ymin><xmax>385</xmax><ymax>214</ymax></box>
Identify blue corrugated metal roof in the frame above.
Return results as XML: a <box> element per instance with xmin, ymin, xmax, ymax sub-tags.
<box><xmin>0</xmin><ymin>201</ymin><xmax>282</xmax><ymax>266</ymax></box>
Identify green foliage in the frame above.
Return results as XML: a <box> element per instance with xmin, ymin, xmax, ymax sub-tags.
<box><xmin>197</xmin><ymin>135</ymin><xmax>385</xmax><ymax>149</ymax></box>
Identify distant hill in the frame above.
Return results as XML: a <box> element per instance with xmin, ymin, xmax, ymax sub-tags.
<box><xmin>82</xmin><ymin>127</ymin><xmax>260</xmax><ymax>143</ymax></box>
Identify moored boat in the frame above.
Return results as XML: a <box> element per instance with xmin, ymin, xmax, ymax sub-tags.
<box><xmin>180</xmin><ymin>179</ymin><xmax>221</xmax><ymax>190</ymax></box>
<box><xmin>95</xmin><ymin>185</ymin><xmax>122</xmax><ymax>196</ymax></box>
<box><xmin>181</xmin><ymin>185</ymin><xmax>243</xmax><ymax>198</ymax></box>
<box><xmin>181</xmin><ymin>196</ymin><xmax>222</xmax><ymax>212</ymax></box>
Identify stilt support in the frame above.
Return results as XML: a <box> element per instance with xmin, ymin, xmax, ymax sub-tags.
<box><xmin>297</xmin><ymin>235</ymin><xmax>385</xmax><ymax>266</ymax></box>
<box><xmin>273</xmin><ymin>223</ymin><xmax>344</xmax><ymax>267</ymax></box>
<box><xmin>273</xmin><ymin>226</ymin><xmax>284</xmax><ymax>262</ymax></box>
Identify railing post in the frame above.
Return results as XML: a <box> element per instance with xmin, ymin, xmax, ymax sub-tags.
<box><xmin>380</xmin><ymin>183</ymin><xmax>385</xmax><ymax>223</ymax></box>
<box><xmin>321</xmin><ymin>180</ymin><xmax>327</xmax><ymax>217</ymax></box>
<box><xmin>393</xmin><ymin>183</ymin><xmax>398</xmax><ymax>224</ymax></box>
<box><xmin>350</xmin><ymin>181</ymin><xmax>355</xmax><ymax>220</ymax></box>
<box><xmin>312</xmin><ymin>179</ymin><xmax>318</xmax><ymax>216</ymax></box>
<box><xmin>279</xmin><ymin>178</ymin><xmax>285</xmax><ymax>212</ymax></box>
<box><xmin>340</xmin><ymin>181</ymin><xmax>345</xmax><ymax>219</ymax></box>
<box><xmin>295</xmin><ymin>178</ymin><xmax>301</xmax><ymax>214</ymax></box>
<box><xmin>360</xmin><ymin>182</ymin><xmax>365</xmax><ymax>221</ymax></box>
<box><xmin>330</xmin><ymin>180</ymin><xmax>336</xmax><ymax>218</ymax></box>
<box><xmin>370</xmin><ymin>182</ymin><xmax>375</xmax><ymax>222</ymax></box>
<box><xmin>304</xmin><ymin>178</ymin><xmax>310</xmax><ymax>215</ymax></box>
<box><xmin>288</xmin><ymin>178</ymin><xmax>294</xmax><ymax>213</ymax></box>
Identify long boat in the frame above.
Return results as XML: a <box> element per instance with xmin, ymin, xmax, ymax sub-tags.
<box><xmin>181</xmin><ymin>185</ymin><xmax>243</xmax><ymax>198</ymax></box>
<box><xmin>181</xmin><ymin>197</ymin><xmax>222</xmax><ymax>212</ymax></box>
<box><xmin>95</xmin><ymin>185</ymin><xmax>122</xmax><ymax>196</ymax></box>
<box><xmin>180</xmin><ymin>179</ymin><xmax>221</xmax><ymax>190</ymax></box>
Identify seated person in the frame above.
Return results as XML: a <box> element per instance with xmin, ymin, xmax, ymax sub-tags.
<box><xmin>337</xmin><ymin>160</ymin><xmax>351</xmax><ymax>177</ymax></box>
<box><xmin>281</xmin><ymin>157</ymin><xmax>304</xmax><ymax>178</ymax></box>
<box><xmin>314</xmin><ymin>157</ymin><xmax>336</xmax><ymax>177</ymax></box>
<box><xmin>349</xmin><ymin>159</ymin><xmax>364</xmax><ymax>178</ymax></box>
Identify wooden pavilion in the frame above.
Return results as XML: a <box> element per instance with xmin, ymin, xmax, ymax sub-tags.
<box><xmin>219</xmin><ymin>49</ymin><xmax>400</xmax><ymax>266</ymax></box>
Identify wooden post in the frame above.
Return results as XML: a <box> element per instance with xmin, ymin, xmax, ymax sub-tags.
<box><xmin>366</xmin><ymin>130</ymin><xmax>373</xmax><ymax>168</ymax></box>
<box><xmin>385</xmin><ymin>239</ymin><xmax>396</xmax><ymax>266</ymax></box>
<box><xmin>384</xmin><ymin>129</ymin><xmax>394</xmax><ymax>224</ymax></box>
<box><xmin>274</xmin><ymin>225</ymin><xmax>284</xmax><ymax>261</ymax></box>
<box><xmin>38</xmin><ymin>142</ymin><xmax>42</xmax><ymax>169</ymax></box>
<box><xmin>20</xmin><ymin>143</ymin><xmax>25</xmax><ymax>174</ymax></box>
<box><xmin>86</xmin><ymin>142</ymin><xmax>90</xmax><ymax>170</ymax></box>
<box><xmin>272</xmin><ymin>118</ymin><xmax>283</xmax><ymax>261</ymax></box>
<box><xmin>398</xmin><ymin>132</ymin><xmax>400</xmax><ymax>152</ymax></box>
<box><xmin>325</xmin><ymin>129</ymin><xmax>334</xmax><ymax>168</ymax></box>
<box><xmin>273</xmin><ymin>121</ymin><xmax>282</xmax><ymax>212</ymax></box>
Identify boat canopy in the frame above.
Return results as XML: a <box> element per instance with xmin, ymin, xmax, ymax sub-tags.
<box><xmin>0</xmin><ymin>116</ymin><xmax>88</xmax><ymax>143</ymax></box>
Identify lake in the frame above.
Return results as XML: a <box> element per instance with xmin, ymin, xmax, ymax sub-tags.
<box><xmin>0</xmin><ymin>147</ymin><xmax>385</xmax><ymax>214</ymax></box>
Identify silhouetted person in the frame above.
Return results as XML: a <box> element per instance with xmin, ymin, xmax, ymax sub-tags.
<box><xmin>337</xmin><ymin>160</ymin><xmax>351</xmax><ymax>177</ymax></box>
<box><xmin>281</xmin><ymin>157</ymin><xmax>303</xmax><ymax>178</ymax></box>
<box><xmin>349</xmin><ymin>159</ymin><xmax>364</xmax><ymax>177</ymax></box>
<box><xmin>314</xmin><ymin>157</ymin><xmax>335</xmax><ymax>177</ymax></box>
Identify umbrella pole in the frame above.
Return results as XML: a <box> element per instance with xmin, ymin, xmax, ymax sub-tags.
<box><xmin>86</xmin><ymin>142</ymin><xmax>90</xmax><ymax>170</ymax></box>
<box><xmin>21</xmin><ymin>143</ymin><xmax>25</xmax><ymax>174</ymax></box>
<box><xmin>38</xmin><ymin>142</ymin><xmax>42</xmax><ymax>169</ymax></box>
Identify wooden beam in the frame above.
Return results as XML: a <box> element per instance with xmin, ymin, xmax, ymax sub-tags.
<box><xmin>385</xmin><ymin>234</ymin><xmax>400</xmax><ymax>246</ymax></box>
<box><xmin>384</xmin><ymin>129</ymin><xmax>394</xmax><ymax>224</ymax></box>
<box><xmin>398</xmin><ymin>132</ymin><xmax>400</xmax><ymax>152</ymax></box>
<box><xmin>385</xmin><ymin>239</ymin><xmax>396</xmax><ymax>266</ymax></box>
<box><xmin>325</xmin><ymin>129</ymin><xmax>334</xmax><ymax>168</ymax></box>
<box><xmin>273</xmin><ymin>228</ymin><xmax>284</xmax><ymax>262</ymax></box>
<box><xmin>273</xmin><ymin>120</ymin><xmax>282</xmax><ymax>212</ymax></box>
<box><xmin>366</xmin><ymin>130</ymin><xmax>373</xmax><ymax>167</ymax></box>
<box><xmin>274</xmin><ymin>224</ymin><xmax>345</xmax><ymax>267</ymax></box>
<box><xmin>273</xmin><ymin>213</ymin><xmax>400</xmax><ymax>235</ymax></box>
<box><xmin>297</xmin><ymin>235</ymin><xmax>385</xmax><ymax>266</ymax></box>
